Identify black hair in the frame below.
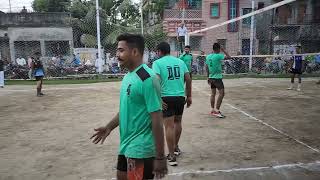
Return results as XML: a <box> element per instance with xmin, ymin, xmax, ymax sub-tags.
<box><xmin>116</xmin><ymin>33</ymin><xmax>145</xmax><ymax>55</ymax></box>
<box><xmin>213</xmin><ymin>43</ymin><xmax>221</xmax><ymax>51</ymax></box>
<box><xmin>185</xmin><ymin>45</ymin><xmax>191</xmax><ymax>49</ymax></box>
<box><xmin>156</xmin><ymin>42</ymin><xmax>171</xmax><ymax>55</ymax></box>
<box><xmin>34</xmin><ymin>52</ymin><xmax>41</xmax><ymax>56</ymax></box>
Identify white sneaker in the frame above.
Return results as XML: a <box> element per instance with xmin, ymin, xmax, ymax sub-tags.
<box><xmin>287</xmin><ymin>84</ymin><xmax>294</xmax><ymax>90</ymax></box>
<box><xmin>297</xmin><ymin>84</ymin><xmax>301</xmax><ymax>91</ymax></box>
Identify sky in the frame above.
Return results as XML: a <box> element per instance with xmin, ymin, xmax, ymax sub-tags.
<box><xmin>0</xmin><ymin>0</ymin><xmax>140</xmax><ymax>12</ymax></box>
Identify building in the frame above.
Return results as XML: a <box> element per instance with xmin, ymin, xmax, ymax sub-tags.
<box><xmin>144</xmin><ymin>0</ymin><xmax>255</xmax><ymax>55</ymax></box>
<box><xmin>0</xmin><ymin>12</ymin><xmax>73</xmax><ymax>63</ymax></box>
<box><xmin>256</xmin><ymin>0</ymin><xmax>320</xmax><ymax>54</ymax></box>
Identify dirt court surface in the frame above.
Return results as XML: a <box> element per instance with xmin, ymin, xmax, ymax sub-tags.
<box><xmin>1</xmin><ymin>78</ymin><xmax>320</xmax><ymax>180</ymax></box>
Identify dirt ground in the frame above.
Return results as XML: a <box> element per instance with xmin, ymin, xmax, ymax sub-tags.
<box><xmin>1</xmin><ymin>78</ymin><xmax>320</xmax><ymax>180</ymax></box>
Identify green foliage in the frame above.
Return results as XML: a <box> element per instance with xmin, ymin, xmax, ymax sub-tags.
<box><xmin>70</xmin><ymin>0</ymin><xmax>92</xmax><ymax>19</ymax></box>
<box><xmin>32</xmin><ymin>0</ymin><xmax>71</xmax><ymax>12</ymax></box>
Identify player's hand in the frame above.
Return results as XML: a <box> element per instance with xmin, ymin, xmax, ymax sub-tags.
<box><xmin>185</xmin><ymin>97</ymin><xmax>192</xmax><ymax>108</ymax></box>
<box><xmin>90</xmin><ymin>126</ymin><xmax>111</xmax><ymax>144</ymax></box>
<box><xmin>153</xmin><ymin>159</ymin><xmax>168</xmax><ymax>179</ymax></box>
<box><xmin>162</xmin><ymin>101</ymin><xmax>168</xmax><ymax>111</ymax></box>
<box><xmin>207</xmin><ymin>78</ymin><xmax>211</xmax><ymax>85</ymax></box>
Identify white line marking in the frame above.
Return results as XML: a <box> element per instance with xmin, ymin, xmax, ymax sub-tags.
<box><xmin>168</xmin><ymin>161</ymin><xmax>320</xmax><ymax>176</ymax></box>
<box><xmin>193</xmin><ymin>86</ymin><xmax>320</xmax><ymax>154</ymax></box>
<box><xmin>226</xmin><ymin>103</ymin><xmax>320</xmax><ymax>154</ymax></box>
<box><xmin>108</xmin><ymin>161</ymin><xmax>320</xmax><ymax>179</ymax></box>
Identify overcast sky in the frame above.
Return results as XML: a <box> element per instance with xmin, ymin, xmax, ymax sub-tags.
<box><xmin>0</xmin><ymin>0</ymin><xmax>140</xmax><ymax>12</ymax></box>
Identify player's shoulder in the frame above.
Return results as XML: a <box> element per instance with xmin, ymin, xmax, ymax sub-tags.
<box><xmin>136</xmin><ymin>64</ymin><xmax>155</xmax><ymax>82</ymax></box>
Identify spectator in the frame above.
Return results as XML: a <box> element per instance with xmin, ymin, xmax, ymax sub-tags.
<box><xmin>85</xmin><ymin>60</ymin><xmax>93</xmax><ymax>66</ymax></box>
<box><xmin>197</xmin><ymin>51</ymin><xmax>206</xmax><ymax>75</ymax></box>
<box><xmin>0</xmin><ymin>58</ymin><xmax>4</xmax><ymax>88</ymax></box>
<box><xmin>16</xmin><ymin>56</ymin><xmax>26</xmax><ymax>66</ymax></box>
<box><xmin>27</xmin><ymin>56</ymin><xmax>33</xmax><ymax>79</ymax></box>
<box><xmin>21</xmin><ymin>6</ymin><xmax>27</xmax><ymax>13</ymax></box>
<box><xmin>177</xmin><ymin>23</ymin><xmax>188</xmax><ymax>54</ymax></box>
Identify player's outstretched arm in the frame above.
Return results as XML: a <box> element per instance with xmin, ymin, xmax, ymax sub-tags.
<box><xmin>90</xmin><ymin>113</ymin><xmax>119</xmax><ymax>144</ymax></box>
<box><xmin>221</xmin><ymin>47</ymin><xmax>231</xmax><ymax>59</ymax></box>
<box><xmin>150</xmin><ymin>111</ymin><xmax>168</xmax><ymax>179</ymax></box>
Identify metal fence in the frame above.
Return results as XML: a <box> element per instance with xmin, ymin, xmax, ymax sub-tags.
<box><xmin>0</xmin><ymin>0</ymin><xmax>320</xmax><ymax>80</ymax></box>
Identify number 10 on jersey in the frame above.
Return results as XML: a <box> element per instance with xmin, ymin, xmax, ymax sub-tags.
<box><xmin>167</xmin><ymin>65</ymin><xmax>180</xmax><ymax>80</ymax></box>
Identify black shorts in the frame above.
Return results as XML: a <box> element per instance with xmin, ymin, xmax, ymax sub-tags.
<box><xmin>162</xmin><ymin>96</ymin><xmax>185</xmax><ymax>118</ymax></box>
<box><xmin>208</xmin><ymin>78</ymin><xmax>224</xmax><ymax>90</ymax></box>
<box><xmin>290</xmin><ymin>68</ymin><xmax>302</xmax><ymax>75</ymax></box>
<box><xmin>35</xmin><ymin>76</ymin><xmax>43</xmax><ymax>81</ymax></box>
<box><xmin>117</xmin><ymin>155</ymin><xmax>154</xmax><ymax>179</ymax></box>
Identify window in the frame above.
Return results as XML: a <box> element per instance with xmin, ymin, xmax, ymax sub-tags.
<box><xmin>228</xmin><ymin>0</ymin><xmax>239</xmax><ymax>32</ymax></box>
<box><xmin>242</xmin><ymin>8</ymin><xmax>252</xmax><ymax>26</ymax></box>
<box><xmin>210</xmin><ymin>3</ymin><xmax>220</xmax><ymax>18</ymax></box>
<box><xmin>217</xmin><ymin>39</ymin><xmax>226</xmax><ymax>49</ymax></box>
<box><xmin>258</xmin><ymin>2</ymin><xmax>264</xmax><ymax>10</ymax></box>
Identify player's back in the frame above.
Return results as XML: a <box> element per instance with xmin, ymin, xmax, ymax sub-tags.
<box><xmin>206</xmin><ymin>53</ymin><xmax>225</xmax><ymax>79</ymax></box>
<box><xmin>152</xmin><ymin>55</ymin><xmax>189</xmax><ymax>97</ymax></box>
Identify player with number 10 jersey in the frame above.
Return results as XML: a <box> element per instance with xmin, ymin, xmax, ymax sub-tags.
<box><xmin>152</xmin><ymin>42</ymin><xmax>192</xmax><ymax>167</ymax></box>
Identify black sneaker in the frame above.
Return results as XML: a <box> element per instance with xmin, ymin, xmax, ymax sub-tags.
<box><xmin>167</xmin><ymin>154</ymin><xmax>178</xmax><ymax>166</ymax></box>
<box><xmin>174</xmin><ymin>146</ymin><xmax>181</xmax><ymax>156</ymax></box>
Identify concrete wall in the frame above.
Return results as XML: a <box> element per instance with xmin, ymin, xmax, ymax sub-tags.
<box><xmin>7</xmin><ymin>27</ymin><xmax>73</xmax><ymax>62</ymax></box>
<box><xmin>8</xmin><ymin>27</ymin><xmax>73</xmax><ymax>41</ymax></box>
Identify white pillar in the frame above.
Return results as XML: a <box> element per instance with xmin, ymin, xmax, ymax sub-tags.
<box><xmin>9</xmin><ymin>40</ymin><xmax>15</xmax><ymax>64</ymax></box>
<box><xmin>40</xmin><ymin>40</ymin><xmax>45</xmax><ymax>57</ymax></box>
<box><xmin>96</xmin><ymin>0</ymin><xmax>102</xmax><ymax>74</ymax></box>
<box><xmin>249</xmin><ymin>1</ymin><xmax>255</xmax><ymax>71</ymax></box>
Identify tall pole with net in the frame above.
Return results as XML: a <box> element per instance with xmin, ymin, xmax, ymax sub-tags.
<box><xmin>96</xmin><ymin>0</ymin><xmax>102</xmax><ymax>74</ymax></box>
<box><xmin>249</xmin><ymin>0</ymin><xmax>255</xmax><ymax>71</ymax></box>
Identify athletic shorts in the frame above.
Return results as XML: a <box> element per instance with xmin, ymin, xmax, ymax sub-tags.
<box><xmin>208</xmin><ymin>78</ymin><xmax>224</xmax><ymax>90</ymax></box>
<box><xmin>35</xmin><ymin>76</ymin><xmax>43</xmax><ymax>81</ymax></box>
<box><xmin>162</xmin><ymin>96</ymin><xmax>185</xmax><ymax>118</ymax></box>
<box><xmin>117</xmin><ymin>155</ymin><xmax>154</xmax><ymax>180</ymax></box>
<box><xmin>290</xmin><ymin>68</ymin><xmax>302</xmax><ymax>75</ymax></box>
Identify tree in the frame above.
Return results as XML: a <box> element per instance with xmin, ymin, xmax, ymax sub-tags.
<box><xmin>32</xmin><ymin>0</ymin><xmax>71</xmax><ymax>12</ymax></box>
<box><xmin>70</xmin><ymin>0</ymin><xmax>92</xmax><ymax>19</ymax></box>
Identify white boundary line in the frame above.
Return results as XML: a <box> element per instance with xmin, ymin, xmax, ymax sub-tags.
<box><xmin>109</xmin><ymin>161</ymin><xmax>320</xmax><ymax>179</ymax></box>
<box><xmin>226</xmin><ymin>103</ymin><xmax>320</xmax><ymax>153</ymax></box>
<box><xmin>168</xmin><ymin>161</ymin><xmax>320</xmax><ymax>176</ymax></box>
<box><xmin>193</xmin><ymin>86</ymin><xmax>320</xmax><ymax>154</ymax></box>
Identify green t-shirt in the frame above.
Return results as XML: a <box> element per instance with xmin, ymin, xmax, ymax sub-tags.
<box><xmin>179</xmin><ymin>53</ymin><xmax>193</xmax><ymax>72</ymax></box>
<box><xmin>152</xmin><ymin>55</ymin><xmax>189</xmax><ymax>97</ymax></box>
<box><xmin>119</xmin><ymin>64</ymin><xmax>162</xmax><ymax>158</ymax></box>
<box><xmin>206</xmin><ymin>53</ymin><xmax>225</xmax><ymax>79</ymax></box>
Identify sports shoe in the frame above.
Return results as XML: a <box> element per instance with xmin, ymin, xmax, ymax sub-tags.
<box><xmin>174</xmin><ymin>146</ymin><xmax>181</xmax><ymax>156</ymax></box>
<box><xmin>287</xmin><ymin>84</ymin><xmax>294</xmax><ymax>90</ymax></box>
<box><xmin>211</xmin><ymin>111</ymin><xmax>225</xmax><ymax>118</ymax></box>
<box><xmin>297</xmin><ymin>84</ymin><xmax>301</xmax><ymax>91</ymax></box>
<box><xmin>167</xmin><ymin>154</ymin><xmax>178</xmax><ymax>166</ymax></box>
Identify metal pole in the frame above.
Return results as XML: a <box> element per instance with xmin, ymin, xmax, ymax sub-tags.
<box><xmin>182</xmin><ymin>0</ymin><xmax>185</xmax><ymax>21</ymax></box>
<box><xmin>249</xmin><ymin>0</ymin><xmax>255</xmax><ymax>71</ymax></box>
<box><xmin>9</xmin><ymin>0</ymin><xmax>12</xmax><ymax>12</ymax></box>
<box><xmin>140</xmin><ymin>0</ymin><xmax>144</xmax><ymax>34</ymax></box>
<box><xmin>96</xmin><ymin>0</ymin><xmax>102</xmax><ymax>74</ymax></box>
